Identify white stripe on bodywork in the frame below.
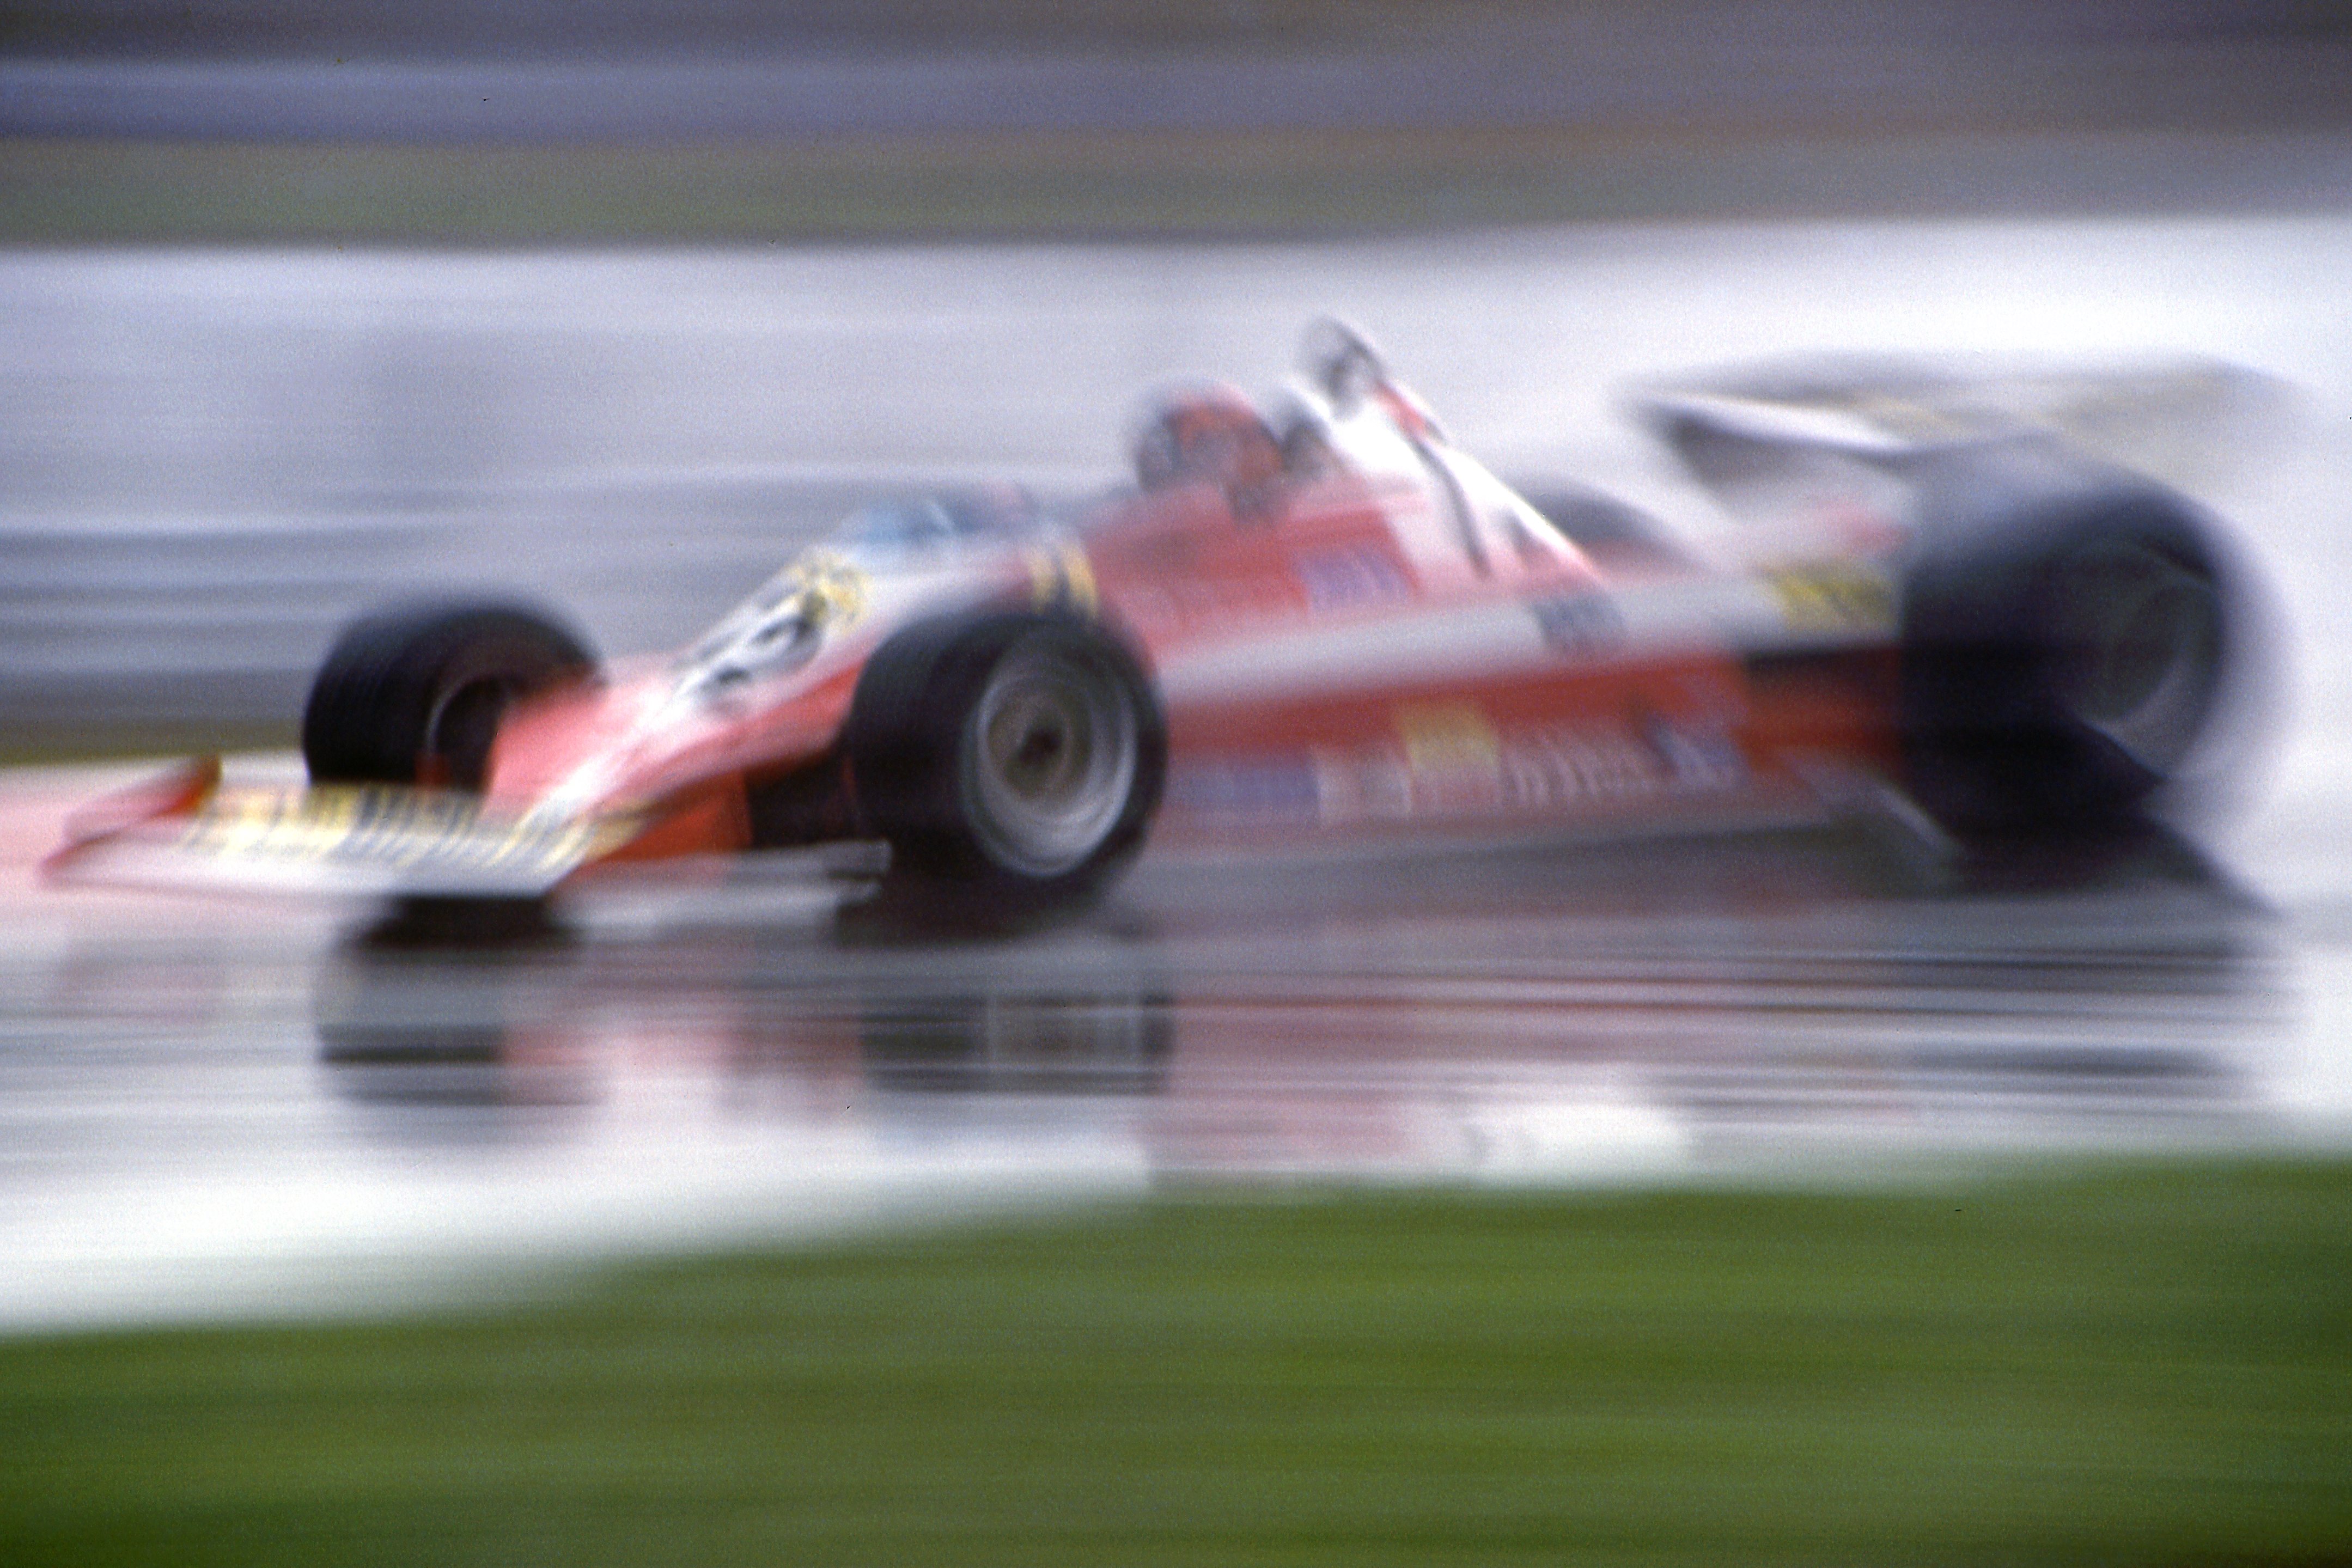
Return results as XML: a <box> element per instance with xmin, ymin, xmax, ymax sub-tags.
<box><xmin>1156</xmin><ymin>569</ymin><xmax>1881</xmax><ymax>707</ymax></box>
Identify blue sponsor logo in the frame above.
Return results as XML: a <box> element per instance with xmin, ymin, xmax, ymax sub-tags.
<box><xmin>1294</xmin><ymin>545</ymin><xmax>1412</xmax><ymax>612</ymax></box>
<box><xmin>1528</xmin><ymin>592</ymin><xmax>1626</xmax><ymax>657</ymax></box>
<box><xmin>1168</xmin><ymin>758</ymin><xmax>1322</xmax><ymax>822</ymax></box>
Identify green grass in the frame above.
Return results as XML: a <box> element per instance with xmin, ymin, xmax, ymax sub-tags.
<box><xmin>0</xmin><ymin>721</ymin><xmax>296</xmax><ymax>771</ymax></box>
<box><xmin>1</xmin><ymin>124</ymin><xmax>2326</xmax><ymax>248</ymax></box>
<box><xmin>0</xmin><ymin>131</ymin><xmax>1710</xmax><ymax>245</ymax></box>
<box><xmin>5</xmin><ymin>1160</ymin><xmax>2350</xmax><ymax>1565</ymax></box>
<box><xmin>0</xmin><ymin>129</ymin><xmax>2141</xmax><ymax>247</ymax></box>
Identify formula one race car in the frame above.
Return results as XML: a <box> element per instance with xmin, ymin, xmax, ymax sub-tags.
<box><xmin>50</xmin><ymin>320</ymin><xmax>2247</xmax><ymax>925</ymax></box>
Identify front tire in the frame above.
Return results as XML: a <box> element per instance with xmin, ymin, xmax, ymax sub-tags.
<box><xmin>845</xmin><ymin>610</ymin><xmax>1165</xmax><ymax>923</ymax></box>
<box><xmin>302</xmin><ymin>600</ymin><xmax>597</xmax><ymax>790</ymax></box>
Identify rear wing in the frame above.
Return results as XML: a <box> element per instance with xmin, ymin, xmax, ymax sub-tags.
<box><xmin>1629</xmin><ymin>355</ymin><xmax>2297</xmax><ymax>529</ymax></box>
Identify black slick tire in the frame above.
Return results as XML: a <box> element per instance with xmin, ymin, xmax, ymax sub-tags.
<box><xmin>843</xmin><ymin>609</ymin><xmax>1165</xmax><ymax>926</ymax></box>
<box><xmin>302</xmin><ymin>600</ymin><xmax>597</xmax><ymax>791</ymax></box>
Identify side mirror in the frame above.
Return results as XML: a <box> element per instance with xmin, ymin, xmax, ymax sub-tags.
<box><xmin>1300</xmin><ymin>317</ymin><xmax>1386</xmax><ymax>410</ymax></box>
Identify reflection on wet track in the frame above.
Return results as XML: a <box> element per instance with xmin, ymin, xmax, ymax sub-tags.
<box><xmin>1</xmin><ymin>763</ymin><xmax>2324</xmax><ymax>1328</ymax></box>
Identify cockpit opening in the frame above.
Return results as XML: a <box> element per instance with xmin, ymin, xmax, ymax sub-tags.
<box><xmin>826</xmin><ymin>486</ymin><xmax>1042</xmax><ymax>566</ymax></box>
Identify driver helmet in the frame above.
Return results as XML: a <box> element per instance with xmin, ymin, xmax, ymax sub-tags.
<box><xmin>1129</xmin><ymin>381</ymin><xmax>1285</xmax><ymax>496</ymax></box>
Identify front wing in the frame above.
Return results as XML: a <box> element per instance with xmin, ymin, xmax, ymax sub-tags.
<box><xmin>46</xmin><ymin>771</ymin><xmax>643</xmax><ymax>900</ymax></box>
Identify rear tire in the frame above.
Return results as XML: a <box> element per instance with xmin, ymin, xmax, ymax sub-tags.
<box><xmin>302</xmin><ymin>600</ymin><xmax>596</xmax><ymax>790</ymax></box>
<box><xmin>1900</xmin><ymin>495</ymin><xmax>2227</xmax><ymax>836</ymax></box>
<box><xmin>844</xmin><ymin>609</ymin><xmax>1165</xmax><ymax>925</ymax></box>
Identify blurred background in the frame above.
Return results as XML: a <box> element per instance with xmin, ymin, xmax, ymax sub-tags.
<box><xmin>1</xmin><ymin>0</ymin><xmax>2348</xmax><ymax>762</ymax></box>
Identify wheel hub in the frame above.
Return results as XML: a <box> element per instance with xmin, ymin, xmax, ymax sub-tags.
<box><xmin>2058</xmin><ymin>540</ymin><xmax>2223</xmax><ymax>773</ymax></box>
<box><xmin>961</xmin><ymin>641</ymin><xmax>1138</xmax><ymax>877</ymax></box>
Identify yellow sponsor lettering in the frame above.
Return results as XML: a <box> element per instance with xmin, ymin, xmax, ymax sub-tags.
<box><xmin>1058</xmin><ymin>544</ymin><xmax>1099</xmax><ymax>617</ymax></box>
<box><xmin>1027</xmin><ymin>542</ymin><xmax>1101</xmax><ymax>617</ymax></box>
<box><xmin>1394</xmin><ymin>702</ymin><xmax>1500</xmax><ymax>774</ymax></box>
<box><xmin>793</xmin><ymin>550</ymin><xmax>868</xmax><ymax>628</ymax></box>
<box><xmin>165</xmin><ymin>784</ymin><xmax>635</xmax><ymax>885</ymax></box>
<box><xmin>1764</xmin><ymin>564</ymin><xmax>1896</xmax><ymax>632</ymax></box>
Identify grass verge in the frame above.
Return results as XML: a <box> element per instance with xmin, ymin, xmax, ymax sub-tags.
<box><xmin>9</xmin><ymin>128</ymin><xmax>2332</xmax><ymax>246</ymax></box>
<box><xmin>4</xmin><ymin>1158</ymin><xmax>2349</xmax><ymax>1565</ymax></box>
<box><xmin>0</xmin><ymin>130</ymin><xmax>1711</xmax><ymax>245</ymax></box>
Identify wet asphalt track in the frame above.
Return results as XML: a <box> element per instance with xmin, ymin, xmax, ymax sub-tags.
<box><xmin>4</xmin><ymin>756</ymin><xmax>2347</xmax><ymax>1332</ymax></box>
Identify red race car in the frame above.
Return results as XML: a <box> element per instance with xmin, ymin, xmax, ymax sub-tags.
<box><xmin>50</xmin><ymin>321</ymin><xmax>2245</xmax><ymax>924</ymax></box>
